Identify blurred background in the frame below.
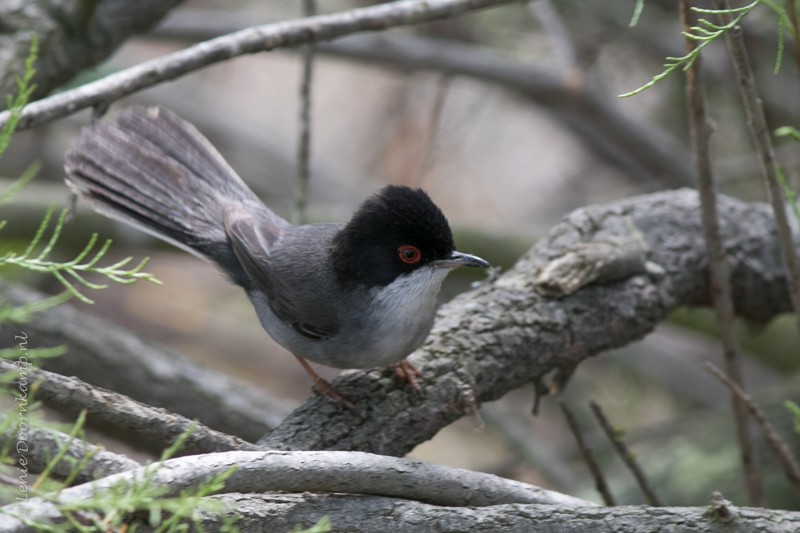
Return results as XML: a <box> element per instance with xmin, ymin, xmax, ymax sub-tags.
<box><xmin>1</xmin><ymin>0</ymin><xmax>799</xmax><ymax>509</ymax></box>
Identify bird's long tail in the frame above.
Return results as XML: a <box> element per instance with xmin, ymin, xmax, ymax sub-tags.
<box><xmin>64</xmin><ymin>106</ymin><xmax>286</xmax><ymax>284</ymax></box>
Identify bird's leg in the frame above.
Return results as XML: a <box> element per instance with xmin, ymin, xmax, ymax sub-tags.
<box><xmin>293</xmin><ymin>355</ymin><xmax>354</xmax><ymax>409</ymax></box>
<box><xmin>393</xmin><ymin>359</ymin><xmax>422</xmax><ymax>392</ymax></box>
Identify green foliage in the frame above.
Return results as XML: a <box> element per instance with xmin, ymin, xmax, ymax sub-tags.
<box><xmin>776</xmin><ymin>126</ymin><xmax>800</xmax><ymax>143</ymax></box>
<box><xmin>291</xmin><ymin>516</ymin><xmax>332</xmax><ymax>533</ymax></box>
<box><xmin>786</xmin><ymin>400</ymin><xmax>800</xmax><ymax>436</ymax></box>
<box><xmin>775</xmin><ymin>126</ymin><xmax>800</xmax><ymax>224</ymax></box>
<box><xmin>0</xmin><ymin>206</ymin><xmax>162</xmax><ymax>305</ymax></box>
<box><xmin>0</xmin><ymin>162</ymin><xmax>39</xmax><ymax>208</ymax></box>
<box><xmin>620</xmin><ymin>1</ymin><xmax>760</xmax><ymax>98</ymax></box>
<box><xmin>628</xmin><ymin>0</ymin><xmax>645</xmax><ymax>28</ymax></box>
<box><xmin>51</xmin><ymin>458</ymin><xmax>239</xmax><ymax>532</ymax></box>
<box><xmin>0</xmin><ymin>292</ymin><xmax>72</xmax><ymax>326</ymax></box>
<box><xmin>1</xmin><ymin>415</ymin><xmax>240</xmax><ymax>532</ymax></box>
<box><xmin>0</xmin><ymin>35</ymin><xmax>37</xmax><ymax>154</ymax></box>
<box><xmin>0</xmin><ymin>35</ymin><xmax>212</xmax><ymax>531</ymax></box>
<box><xmin>0</xmin><ymin>345</ymin><xmax>66</xmax><ymax>365</ymax></box>
<box><xmin>0</xmin><ymin>35</ymin><xmax>159</xmax><ymax>318</ymax></box>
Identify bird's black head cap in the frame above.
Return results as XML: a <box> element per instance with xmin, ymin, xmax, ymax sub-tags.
<box><xmin>332</xmin><ymin>185</ymin><xmax>455</xmax><ymax>287</ymax></box>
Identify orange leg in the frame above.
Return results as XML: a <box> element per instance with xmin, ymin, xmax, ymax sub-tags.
<box><xmin>393</xmin><ymin>359</ymin><xmax>423</xmax><ymax>393</ymax></box>
<box><xmin>294</xmin><ymin>355</ymin><xmax>354</xmax><ymax>409</ymax></box>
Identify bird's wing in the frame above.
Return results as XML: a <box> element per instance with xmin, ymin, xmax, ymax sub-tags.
<box><xmin>224</xmin><ymin>214</ymin><xmax>340</xmax><ymax>340</ymax></box>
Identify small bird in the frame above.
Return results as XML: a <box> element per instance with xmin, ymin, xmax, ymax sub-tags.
<box><xmin>64</xmin><ymin>106</ymin><xmax>489</xmax><ymax>406</ymax></box>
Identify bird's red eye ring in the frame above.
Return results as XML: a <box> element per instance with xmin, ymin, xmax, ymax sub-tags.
<box><xmin>397</xmin><ymin>245</ymin><xmax>422</xmax><ymax>265</ymax></box>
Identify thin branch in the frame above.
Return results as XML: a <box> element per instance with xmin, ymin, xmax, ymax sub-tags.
<box><xmin>0</xmin><ymin>450</ymin><xmax>593</xmax><ymax>530</ymax></box>
<box><xmin>293</xmin><ymin>0</ymin><xmax>317</xmax><ymax>226</ymax></box>
<box><xmin>704</xmin><ymin>362</ymin><xmax>800</xmax><ymax>499</ymax></box>
<box><xmin>715</xmin><ymin>0</ymin><xmax>800</xmax><ymax>333</ymax></box>
<box><xmin>589</xmin><ymin>400</ymin><xmax>661</xmax><ymax>506</ymax></box>
<box><xmin>199</xmin><ymin>492</ymin><xmax>800</xmax><ymax>532</ymax></box>
<box><xmin>681</xmin><ymin>0</ymin><xmax>764</xmax><ymax>506</ymax></box>
<box><xmin>559</xmin><ymin>401</ymin><xmax>616</xmax><ymax>506</ymax></box>
<box><xmin>788</xmin><ymin>0</ymin><xmax>800</xmax><ymax>77</ymax></box>
<box><xmin>0</xmin><ymin>414</ymin><xmax>140</xmax><ymax>485</ymax></box>
<box><xmin>0</xmin><ymin>361</ymin><xmax>259</xmax><ymax>455</ymax></box>
<box><xmin>0</xmin><ymin>0</ymin><xmax>518</xmax><ymax>132</ymax></box>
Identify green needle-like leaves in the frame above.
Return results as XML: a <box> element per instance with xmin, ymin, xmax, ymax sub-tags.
<box><xmin>1</xmin><ymin>207</ymin><xmax>162</xmax><ymax>304</ymax></box>
<box><xmin>619</xmin><ymin>2</ymin><xmax>758</xmax><ymax>98</ymax></box>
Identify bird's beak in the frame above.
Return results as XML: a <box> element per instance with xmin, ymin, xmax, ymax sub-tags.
<box><xmin>431</xmin><ymin>251</ymin><xmax>490</xmax><ymax>269</ymax></box>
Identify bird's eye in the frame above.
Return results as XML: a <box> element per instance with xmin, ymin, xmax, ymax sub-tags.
<box><xmin>397</xmin><ymin>245</ymin><xmax>422</xmax><ymax>265</ymax></box>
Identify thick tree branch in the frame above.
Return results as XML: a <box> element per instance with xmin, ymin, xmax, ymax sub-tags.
<box><xmin>0</xmin><ymin>450</ymin><xmax>591</xmax><ymax>531</ymax></box>
<box><xmin>3</xmin><ymin>191</ymin><xmax>795</xmax><ymax>459</ymax></box>
<box><xmin>258</xmin><ymin>189</ymin><xmax>798</xmax><ymax>454</ymax></box>
<box><xmin>0</xmin><ymin>361</ymin><xmax>258</xmax><ymax>455</ymax></box>
<box><xmin>0</xmin><ymin>0</ymin><xmax>184</xmax><ymax>101</ymax></box>
<box><xmin>198</xmin><ymin>493</ymin><xmax>800</xmax><ymax>532</ymax></box>
<box><xmin>0</xmin><ymin>0</ymin><xmax>518</xmax><ymax>131</ymax></box>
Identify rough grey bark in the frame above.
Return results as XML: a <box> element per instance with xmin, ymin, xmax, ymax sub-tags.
<box><xmin>0</xmin><ymin>414</ymin><xmax>140</xmax><ymax>485</ymax></box>
<box><xmin>197</xmin><ymin>493</ymin><xmax>800</xmax><ymax>533</ymax></box>
<box><xmin>0</xmin><ymin>281</ymin><xmax>291</xmax><ymax>442</ymax></box>
<box><xmin>259</xmin><ymin>189</ymin><xmax>797</xmax><ymax>453</ymax></box>
<box><xmin>2</xmin><ymin>190</ymin><xmax>798</xmax><ymax>531</ymax></box>
<box><xmin>0</xmin><ymin>450</ymin><xmax>591</xmax><ymax>531</ymax></box>
<box><xmin>0</xmin><ymin>0</ymin><xmax>184</xmax><ymax>101</ymax></box>
<box><xmin>3</xmin><ymin>191</ymin><xmax>794</xmax><ymax>456</ymax></box>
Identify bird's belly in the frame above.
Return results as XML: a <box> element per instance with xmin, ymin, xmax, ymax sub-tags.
<box><xmin>248</xmin><ymin>290</ymin><xmax>436</xmax><ymax>369</ymax></box>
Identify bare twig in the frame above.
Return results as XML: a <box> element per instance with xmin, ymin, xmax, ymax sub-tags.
<box><xmin>559</xmin><ymin>402</ymin><xmax>616</xmax><ymax>506</ymax></box>
<box><xmin>704</xmin><ymin>362</ymin><xmax>800</xmax><ymax>499</ymax></box>
<box><xmin>715</xmin><ymin>0</ymin><xmax>800</xmax><ymax>332</ymax></box>
<box><xmin>0</xmin><ymin>414</ymin><xmax>140</xmax><ymax>485</ymax></box>
<box><xmin>681</xmin><ymin>0</ymin><xmax>764</xmax><ymax>506</ymax></box>
<box><xmin>293</xmin><ymin>0</ymin><xmax>317</xmax><ymax>225</ymax></box>
<box><xmin>0</xmin><ymin>361</ymin><xmax>259</xmax><ymax>455</ymax></box>
<box><xmin>0</xmin><ymin>0</ymin><xmax>518</xmax><ymax>132</ymax></box>
<box><xmin>788</xmin><ymin>0</ymin><xmax>800</xmax><ymax>78</ymax></box>
<box><xmin>589</xmin><ymin>400</ymin><xmax>661</xmax><ymax>506</ymax></box>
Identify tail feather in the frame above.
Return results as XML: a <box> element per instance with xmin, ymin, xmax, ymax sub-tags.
<box><xmin>64</xmin><ymin>106</ymin><xmax>287</xmax><ymax>285</ymax></box>
<box><xmin>114</xmin><ymin>107</ymin><xmax>256</xmax><ymax>204</ymax></box>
